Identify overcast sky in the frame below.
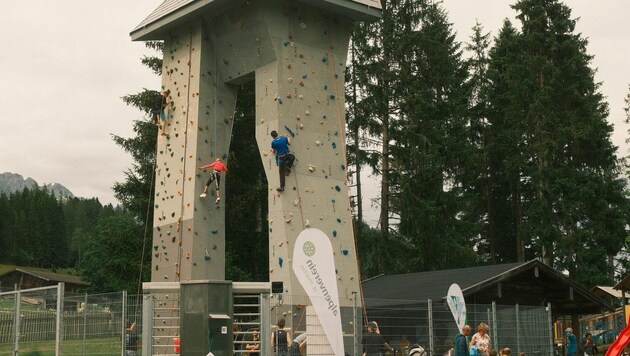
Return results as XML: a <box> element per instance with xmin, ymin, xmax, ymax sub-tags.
<box><xmin>1</xmin><ymin>1</ymin><xmax>629</xmax><ymax>221</ymax></box>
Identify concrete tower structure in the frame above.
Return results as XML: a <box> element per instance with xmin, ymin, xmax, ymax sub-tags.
<box><xmin>131</xmin><ymin>1</ymin><xmax>380</xmax><ymax>352</ymax></box>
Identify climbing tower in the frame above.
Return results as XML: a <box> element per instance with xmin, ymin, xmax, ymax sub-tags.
<box><xmin>131</xmin><ymin>0</ymin><xmax>380</xmax><ymax>353</ymax></box>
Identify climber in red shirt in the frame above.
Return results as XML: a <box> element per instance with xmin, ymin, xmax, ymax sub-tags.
<box><xmin>199</xmin><ymin>158</ymin><xmax>228</xmax><ymax>203</ymax></box>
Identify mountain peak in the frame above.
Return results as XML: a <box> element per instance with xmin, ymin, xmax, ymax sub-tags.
<box><xmin>0</xmin><ymin>172</ymin><xmax>75</xmax><ymax>199</ymax></box>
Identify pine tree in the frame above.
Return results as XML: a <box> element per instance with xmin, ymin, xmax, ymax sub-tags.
<box><xmin>349</xmin><ymin>0</ymin><xmax>398</xmax><ymax>274</ymax></box>
<box><xmin>485</xmin><ymin>19</ymin><xmax>526</xmax><ymax>263</ymax></box>
<box><xmin>225</xmin><ymin>81</ymin><xmax>269</xmax><ymax>281</ymax></box>
<box><xmin>482</xmin><ymin>0</ymin><xmax>629</xmax><ymax>285</ymax></box>
<box><xmin>461</xmin><ymin>22</ymin><xmax>495</xmax><ymax>262</ymax></box>
<box><xmin>390</xmin><ymin>1</ymin><xmax>477</xmax><ymax>270</ymax></box>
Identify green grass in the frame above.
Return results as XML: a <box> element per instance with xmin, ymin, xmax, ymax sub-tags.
<box><xmin>0</xmin><ymin>264</ymin><xmax>13</xmax><ymax>275</ymax></box>
<box><xmin>0</xmin><ymin>337</ymin><xmax>125</xmax><ymax>356</ymax></box>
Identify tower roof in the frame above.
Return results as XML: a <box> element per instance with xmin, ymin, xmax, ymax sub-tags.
<box><xmin>130</xmin><ymin>0</ymin><xmax>382</xmax><ymax>41</ymax></box>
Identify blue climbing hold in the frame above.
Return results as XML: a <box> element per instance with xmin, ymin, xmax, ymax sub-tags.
<box><xmin>279</xmin><ymin>257</ymin><xmax>284</xmax><ymax>267</ymax></box>
<box><xmin>332</xmin><ymin>142</ymin><xmax>337</xmax><ymax>149</ymax></box>
<box><xmin>333</xmin><ymin>230</ymin><xmax>337</xmax><ymax>237</ymax></box>
<box><xmin>335</xmin><ymin>185</ymin><xmax>341</xmax><ymax>192</ymax></box>
<box><xmin>342</xmin><ymin>249</ymin><xmax>349</xmax><ymax>256</ymax></box>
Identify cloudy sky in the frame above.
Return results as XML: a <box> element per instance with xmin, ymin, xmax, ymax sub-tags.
<box><xmin>1</xmin><ymin>1</ymin><xmax>629</xmax><ymax>220</ymax></box>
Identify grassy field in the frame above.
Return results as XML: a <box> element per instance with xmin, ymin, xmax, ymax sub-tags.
<box><xmin>0</xmin><ymin>337</ymin><xmax>124</xmax><ymax>356</ymax></box>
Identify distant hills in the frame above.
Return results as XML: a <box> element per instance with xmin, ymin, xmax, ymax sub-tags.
<box><xmin>0</xmin><ymin>172</ymin><xmax>74</xmax><ymax>199</ymax></box>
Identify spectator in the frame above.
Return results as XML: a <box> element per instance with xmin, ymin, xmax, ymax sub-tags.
<box><xmin>455</xmin><ymin>325</ymin><xmax>471</xmax><ymax>356</ymax></box>
<box><xmin>470</xmin><ymin>323</ymin><xmax>491</xmax><ymax>356</ymax></box>
<box><xmin>362</xmin><ymin>321</ymin><xmax>394</xmax><ymax>356</ymax></box>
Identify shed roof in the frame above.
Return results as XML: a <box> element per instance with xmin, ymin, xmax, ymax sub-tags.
<box><xmin>130</xmin><ymin>0</ymin><xmax>382</xmax><ymax>41</ymax></box>
<box><xmin>614</xmin><ymin>273</ymin><xmax>630</xmax><ymax>291</ymax></box>
<box><xmin>591</xmin><ymin>285</ymin><xmax>623</xmax><ymax>299</ymax></box>
<box><xmin>0</xmin><ymin>267</ymin><xmax>89</xmax><ymax>286</ymax></box>
<box><xmin>361</xmin><ymin>260</ymin><xmax>613</xmax><ymax>315</ymax></box>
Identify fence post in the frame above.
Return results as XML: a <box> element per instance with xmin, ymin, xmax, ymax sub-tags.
<box><xmin>261</xmin><ymin>292</ymin><xmax>271</xmax><ymax>356</ymax></box>
<box><xmin>428</xmin><ymin>299</ymin><xmax>434</xmax><ymax>355</ymax></box>
<box><xmin>13</xmin><ymin>285</ymin><xmax>20</xmax><ymax>356</ymax></box>
<box><xmin>142</xmin><ymin>293</ymin><xmax>152</xmax><ymax>356</ymax></box>
<box><xmin>515</xmin><ymin>303</ymin><xmax>521</xmax><ymax>355</ymax></box>
<box><xmin>55</xmin><ymin>282</ymin><xmax>64</xmax><ymax>356</ymax></box>
<box><xmin>547</xmin><ymin>303</ymin><xmax>553</xmax><ymax>356</ymax></box>
<box><xmin>122</xmin><ymin>290</ymin><xmax>128</xmax><ymax>356</ymax></box>
<box><xmin>83</xmin><ymin>293</ymin><xmax>88</xmax><ymax>356</ymax></box>
<box><xmin>353</xmin><ymin>291</ymin><xmax>359</xmax><ymax>356</ymax></box>
<box><xmin>491</xmin><ymin>301</ymin><xmax>497</xmax><ymax>351</ymax></box>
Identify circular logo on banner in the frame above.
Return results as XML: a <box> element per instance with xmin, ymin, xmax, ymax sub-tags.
<box><xmin>303</xmin><ymin>241</ymin><xmax>316</xmax><ymax>257</ymax></box>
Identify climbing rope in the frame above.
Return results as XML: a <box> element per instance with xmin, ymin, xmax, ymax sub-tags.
<box><xmin>326</xmin><ymin>23</ymin><xmax>370</xmax><ymax>323</ymax></box>
<box><xmin>292</xmin><ymin>168</ymin><xmax>307</xmax><ymax>230</ymax></box>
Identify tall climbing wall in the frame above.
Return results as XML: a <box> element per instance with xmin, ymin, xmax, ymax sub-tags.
<box><xmin>254</xmin><ymin>2</ymin><xmax>360</xmax><ymax>304</ymax></box>
<box><xmin>151</xmin><ymin>20</ymin><xmax>238</xmax><ymax>283</ymax></box>
<box><xmin>131</xmin><ymin>0</ymin><xmax>380</xmax><ymax>352</ymax></box>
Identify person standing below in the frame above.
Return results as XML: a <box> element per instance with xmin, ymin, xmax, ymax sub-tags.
<box><xmin>565</xmin><ymin>328</ymin><xmax>577</xmax><ymax>356</ymax></box>
<box><xmin>270</xmin><ymin>130</ymin><xmax>295</xmax><ymax>192</ymax></box>
<box><xmin>455</xmin><ymin>325</ymin><xmax>471</xmax><ymax>356</ymax></box>
<box><xmin>470</xmin><ymin>322</ymin><xmax>491</xmax><ymax>356</ymax></box>
<box><xmin>362</xmin><ymin>321</ymin><xmax>394</xmax><ymax>356</ymax></box>
<box><xmin>289</xmin><ymin>333</ymin><xmax>307</xmax><ymax>356</ymax></box>
<box><xmin>199</xmin><ymin>158</ymin><xmax>228</xmax><ymax>203</ymax></box>
<box><xmin>582</xmin><ymin>332</ymin><xmax>597</xmax><ymax>356</ymax></box>
<box><xmin>271</xmin><ymin>318</ymin><xmax>291</xmax><ymax>356</ymax></box>
<box><xmin>125</xmin><ymin>321</ymin><xmax>139</xmax><ymax>356</ymax></box>
<box><xmin>399</xmin><ymin>335</ymin><xmax>411</xmax><ymax>355</ymax></box>
<box><xmin>245</xmin><ymin>330</ymin><xmax>260</xmax><ymax>356</ymax></box>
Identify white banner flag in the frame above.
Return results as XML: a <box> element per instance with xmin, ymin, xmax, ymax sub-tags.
<box><xmin>293</xmin><ymin>228</ymin><xmax>344</xmax><ymax>356</ymax></box>
<box><xmin>446</xmin><ymin>283</ymin><xmax>466</xmax><ymax>332</ymax></box>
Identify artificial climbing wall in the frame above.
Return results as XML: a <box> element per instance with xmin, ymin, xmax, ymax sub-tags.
<box><xmin>253</xmin><ymin>2</ymin><xmax>361</xmax><ymax>306</ymax></box>
<box><xmin>151</xmin><ymin>20</ymin><xmax>238</xmax><ymax>283</ymax></box>
<box><xmin>151</xmin><ymin>0</ymin><xmax>362</xmax><ymax>304</ymax></box>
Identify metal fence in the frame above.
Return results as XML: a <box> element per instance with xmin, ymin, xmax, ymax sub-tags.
<box><xmin>0</xmin><ymin>283</ymin><xmax>553</xmax><ymax>356</ymax></box>
<box><xmin>0</xmin><ymin>284</ymin><xmax>143</xmax><ymax>356</ymax></box>
<box><xmin>363</xmin><ymin>298</ymin><xmax>553</xmax><ymax>356</ymax></box>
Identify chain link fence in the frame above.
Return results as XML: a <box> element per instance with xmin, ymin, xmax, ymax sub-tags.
<box><xmin>362</xmin><ymin>298</ymin><xmax>552</xmax><ymax>356</ymax></box>
<box><xmin>0</xmin><ymin>284</ymin><xmax>143</xmax><ymax>356</ymax></box>
<box><xmin>0</xmin><ymin>284</ymin><xmax>552</xmax><ymax>356</ymax></box>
